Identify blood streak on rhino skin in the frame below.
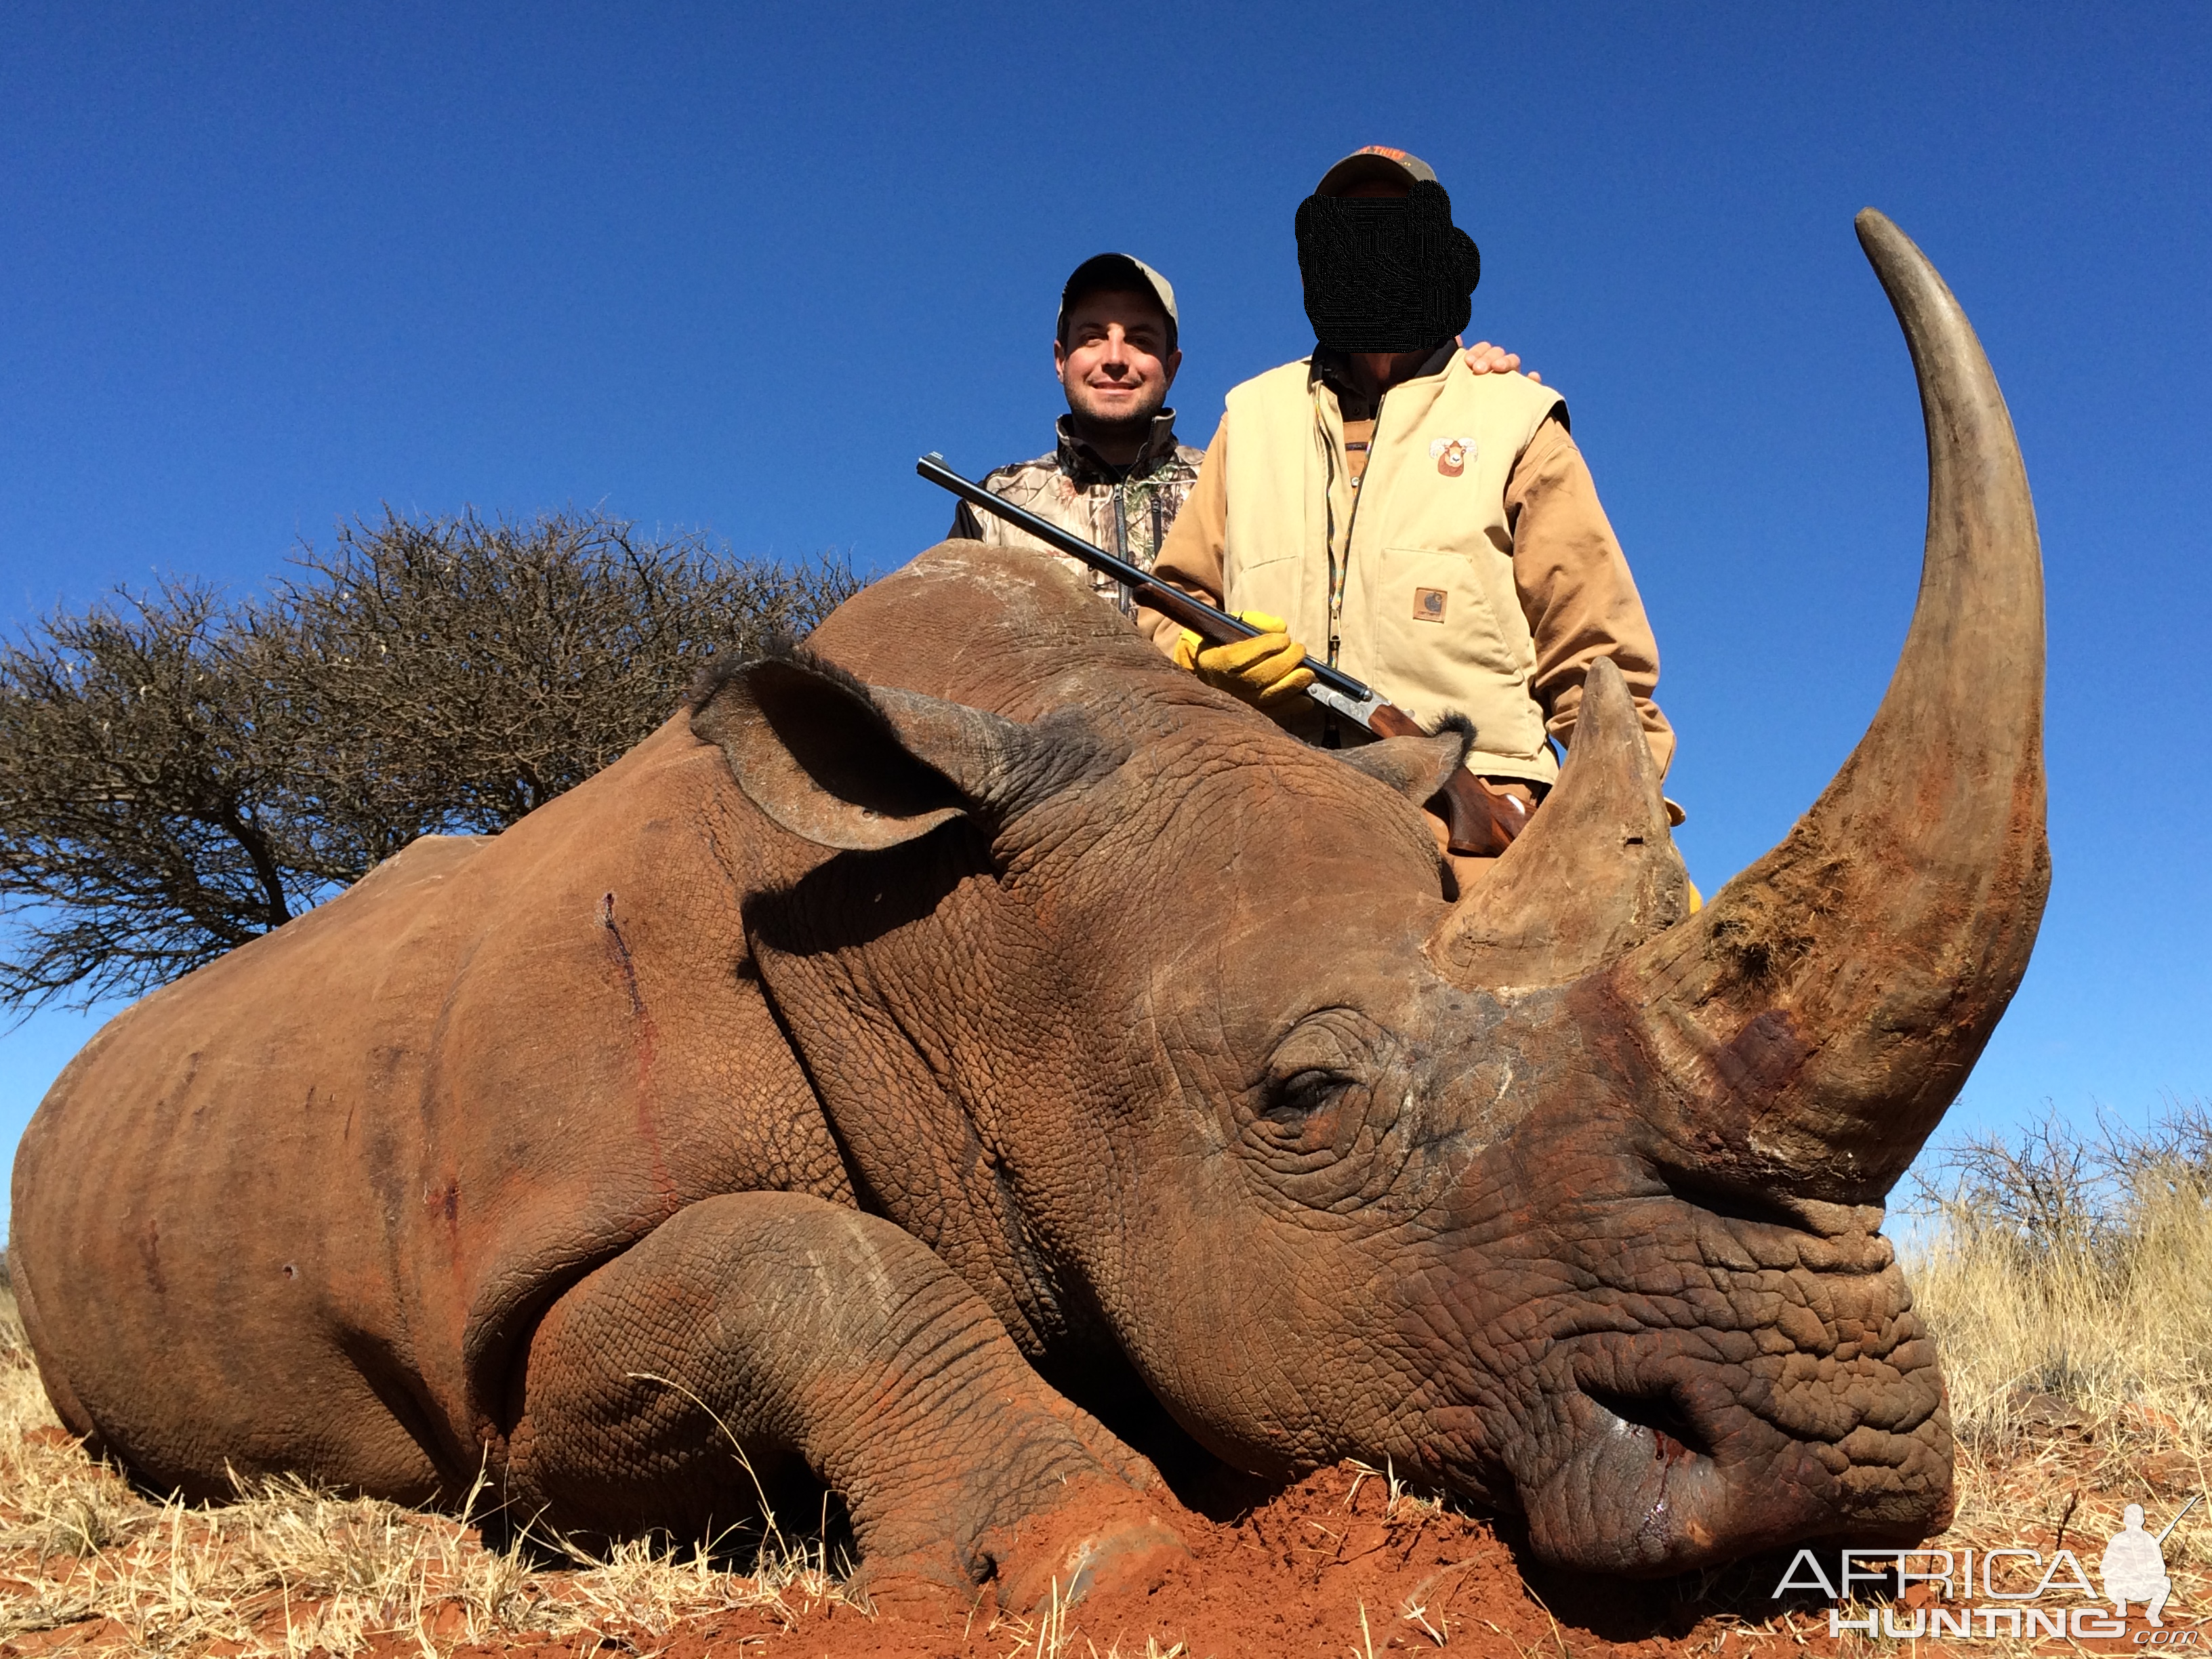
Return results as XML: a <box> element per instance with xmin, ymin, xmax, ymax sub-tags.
<box><xmin>9</xmin><ymin>210</ymin><xmax>2043</xmax><ymax>1594</ymax></box>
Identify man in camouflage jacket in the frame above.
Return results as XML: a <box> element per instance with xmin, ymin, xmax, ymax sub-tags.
<box><xmin>949</xmin><ymin>253</ymin><xmax>1204</xmax><ymax>617</ymax></box>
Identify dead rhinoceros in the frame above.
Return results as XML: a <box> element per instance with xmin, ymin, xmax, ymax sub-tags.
<box><xmin>8</xmin><ymin>210</ymin><xmax>2044</xmax><ymax>1595</ymax></box>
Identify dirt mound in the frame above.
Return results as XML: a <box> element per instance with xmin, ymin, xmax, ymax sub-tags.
<box><xmin>384</xmin><ymin>1466</ymin><xmax>1702</xmax><ymax>1659</ymax></box>
<box><xmin>991</xmin><ymin>1462</ymin><xmax>1653</xmax><ymax>1659</ymax></box>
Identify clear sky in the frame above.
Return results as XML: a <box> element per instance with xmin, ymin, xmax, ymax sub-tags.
<box><xmin>3</xmin><ymin>5</ymin><xmax>2207</xmax><ymax>1237</ymax></box>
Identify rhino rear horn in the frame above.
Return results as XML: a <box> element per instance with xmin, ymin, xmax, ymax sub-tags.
<box><xmin>691</xmin><ymin>649</ymin><xmax>1116</xmax><ymax>851</ymax></box>
<box><xmin>1615</xmin><ymin>209</ymin><xmax>2049</xmax><ymax>1204</ymax></box>
<box><xmin>1426</xmin><ymin>657</ymin><xmax>1689</xmax><ymax>987</ymax></box>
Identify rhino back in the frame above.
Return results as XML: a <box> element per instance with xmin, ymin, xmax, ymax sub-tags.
<box><xmin>8</xmin><ymin>714</ymin><xmax>852</xmax><ymax>1500</ymax></box>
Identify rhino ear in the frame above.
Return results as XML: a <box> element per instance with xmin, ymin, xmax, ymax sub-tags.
<box><xmin>1338</xmin><ymin>718</ymin><xmax>1475</xmax><ymax>806</ymax></box>
<box><xmin>689</xmin><ymin>649</ymin><xmax>1105</xmax><ymax>851</ymax></box>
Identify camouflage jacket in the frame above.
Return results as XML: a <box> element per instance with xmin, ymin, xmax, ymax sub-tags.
<box><xmin>948</xmin><ymin>412</ymin><xmax>1206</xmax><ymax>615</ymax></box>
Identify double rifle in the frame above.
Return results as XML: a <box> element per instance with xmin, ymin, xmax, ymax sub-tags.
<box><xmin>918</xmin><ymin>452</ymin><xmax>1530</xmax><ymax>857</ymax></box>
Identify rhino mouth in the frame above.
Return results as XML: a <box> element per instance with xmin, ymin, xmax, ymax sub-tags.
<box><xmin>1557</xmin><ymin>1381</ymin><xmax>1736</xmax><ymax>1572</ymax></box>
<box><xmin>1579</xmin><ymin>1382</ymin><xmax>1713</xmax><ymax>1467</ymax></box>
<box><xmin>1504</xmin><ymin>1303</ymin><xmax>1952</xmax><ymax>1576</ymax></box>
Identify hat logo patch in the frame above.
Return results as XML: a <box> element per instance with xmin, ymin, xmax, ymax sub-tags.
<box><xmin>1430</xmin><ymin>436</ymin><xmax>1475</xmax><ymax>477</ymax></box>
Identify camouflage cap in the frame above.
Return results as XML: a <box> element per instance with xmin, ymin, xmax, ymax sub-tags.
<box><xmin>1057</xmin><ymin>253</ymin><xmax>1179</xmax><ymax>348</ymax></box>
<box><xmin>1313</xmin><ymin>146</ymin><xmax>1441</xmax><ymax>197</ymax></box>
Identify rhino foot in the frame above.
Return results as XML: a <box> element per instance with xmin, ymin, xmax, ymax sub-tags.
<box><xmin>504</xmin><ymin>1192</ymin><xmax>1189</xmax><ymax>1609</ymax></box>
<box><xmin>979</xmin><ymin>1477</ymin><xmax>1191</xmax><ymax>1612</ymax></box>
<box><xmin>852</xmin><ymin>1478</ymin><xmax>1188</xmax><ymax>1618</ymax></box>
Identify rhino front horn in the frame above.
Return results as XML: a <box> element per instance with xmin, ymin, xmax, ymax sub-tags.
<box><xmin>1613</xmin><ymin>208</ymin><xmax>2049</xmax><ymax>1204</ymax></box>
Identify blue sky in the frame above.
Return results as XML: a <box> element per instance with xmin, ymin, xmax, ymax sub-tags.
<box><xmin>3</xmin><ymin>5</ymin><xmax>2207</xmax><ymax>1236</ymax></box>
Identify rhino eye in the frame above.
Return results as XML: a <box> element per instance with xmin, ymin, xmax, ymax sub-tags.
<box><xmin>1267</xmin><ymin>1067</ymin><xmax>1353</xmax><ymax>1121</ymax></box>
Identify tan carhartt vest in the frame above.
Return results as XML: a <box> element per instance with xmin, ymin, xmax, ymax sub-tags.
<box><xmin>1221</xmin><ymin>358</ymin><xmax>1568</xmax><ymax>784</ymax></box>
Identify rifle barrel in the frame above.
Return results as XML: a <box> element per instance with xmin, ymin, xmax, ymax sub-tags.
<box><xmin>917</xmin><ymin>453</ymin><xmax>1374</xmax><ymax>705</ymax></box>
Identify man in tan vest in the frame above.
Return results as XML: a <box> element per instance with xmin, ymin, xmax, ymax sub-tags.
<box><xmin>1141</xmin><ymin>147</ymin><xmax>1674</xmax><ymax>859</ymax></box>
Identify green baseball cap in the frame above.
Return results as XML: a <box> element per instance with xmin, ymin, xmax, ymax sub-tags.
<box><xmin>1057</xmin><ymin>253</ymin><xmax>1179</xmax><ymax>349</ymax></box>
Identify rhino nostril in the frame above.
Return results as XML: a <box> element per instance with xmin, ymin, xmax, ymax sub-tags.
<box><xmin>1582</xmin><ymin>1384</ymin><xmax>1713</xmax><ymax>1465</ymax></box>
<box><xmin>1656</xmin><ymin>1168</ymin><xmax>1806</xmax><ymax>1232</ymax></box>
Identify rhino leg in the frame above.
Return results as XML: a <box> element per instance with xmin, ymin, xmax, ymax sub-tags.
<box><xmin>501</xmin><ymin>1191</ymin><xmax>1186</xmax><ymax>1610</ymax></box>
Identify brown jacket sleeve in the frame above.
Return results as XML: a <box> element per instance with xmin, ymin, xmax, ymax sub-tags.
<box><xmin>1507</xmin><ymin>415</ymin><xmax>1675</xmax><ymax>776</ymax></box>
<box><xmin>1135</xmin><ymin>415</ymin><xmax>1230</xmax><ymax>654</ymax></box>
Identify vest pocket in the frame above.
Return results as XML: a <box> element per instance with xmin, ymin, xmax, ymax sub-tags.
<box><xmin>1376</xmin><ymin>546</ymin><xmax>1521</xmax><ymax>673</ymax></box>
<box><xmin>1371</xmin><ymin>546</ymin><xmax>1544</xmax><ymax>759</ymax></box>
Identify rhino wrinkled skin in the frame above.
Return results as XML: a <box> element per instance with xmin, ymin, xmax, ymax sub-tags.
<box><xmin>9</xmin><ymin>211</ymin><xmax>2046</xmax><ymax>1599</ymax></box>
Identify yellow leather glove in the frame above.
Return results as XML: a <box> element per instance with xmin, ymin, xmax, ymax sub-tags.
<box><xmin>1173</xmin><ymin>611</ymin><xmax>1316</xmax><ymax>710</ymax></box>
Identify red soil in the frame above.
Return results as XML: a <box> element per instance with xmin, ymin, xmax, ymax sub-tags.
<box><xmin>8</xmin><ymin>1456</ymin><xmax>2198</xmax><ymax>1656</ymax></box>
<box><xmin>461</xmin><ymin>1465</ymin><xmax>1708</xmax><ymax>1659</ymax></box>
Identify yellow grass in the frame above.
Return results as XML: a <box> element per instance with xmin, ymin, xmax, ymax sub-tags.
<box><xmin>1910</xmin><ymin>1167</ymin><xmax>2212</xmax><ymax>1450</ymax></box>
<box><xmin>0</xmin><ymin>1278</ymin><xmax>859</xmax><ymax>1655</ymax></box>
<box><xmin>1785</xmin><ymin>1120</ymin><xmax>2212</xmax><ymax>1653</ymax></box>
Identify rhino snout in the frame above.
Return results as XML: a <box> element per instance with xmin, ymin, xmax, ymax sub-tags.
<box><xmin>1517</xmin><ymin>1361</ymin><xmax>1836</xmax><ymax>1575</ymax></box>
<box><xmin>1402</xmin><ymin>1141</ymin><xmax>1954</xmax><ymax>1576</ymax></box>
<box><xmin>1496</xmin><ymin>1204</ymin><xmax>1955</xmax><ymax>1576</ymax></box>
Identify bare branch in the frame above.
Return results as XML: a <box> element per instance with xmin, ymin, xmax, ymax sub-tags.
<box><xmin>0</xmin><ymin>509</ymin><xmax>859</xmax><ymax>1011</ymax></box>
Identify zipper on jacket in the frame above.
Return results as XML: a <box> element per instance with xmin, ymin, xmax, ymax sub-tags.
<box><xmin>1331</xmin><ymin>392</ymin><xmax>1383</xmax><ymax>668</ymax></box>
<box><xmin>1111</xmin><ymin>478</ymin><xmax>1132</xmax><ymax>614</ymax></box>
<box><xmin>1322</xmin><ymin>423</ymin><xmax>1340</xmax><ymax>665</ymax></box>
<box><xmin>1316</xmin><ymin>406</ymin><xmax>1343</xmax><ymax>747</ymax></box>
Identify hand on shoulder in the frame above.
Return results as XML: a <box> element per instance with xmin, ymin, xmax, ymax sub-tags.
<box><xmin>1462</xmin><ymin>340</ymin><xmax>1542</xmax><ymax>385</ymax></box>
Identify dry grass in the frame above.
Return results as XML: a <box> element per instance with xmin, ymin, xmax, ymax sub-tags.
<box><xmin>1732</xmin><ymin>1104</ymin><xmax>2212</xmax><ymax>1654</ymax></box>
<box><xmin>1912</xmin><ymin>1145</ymin><xmax>2212</xmax><ymax>1605</ymax></box>
<box><xmin>1908</xmin><ymin>1109</ymin><xmax>2212</xmax><ymax>1450</ymax></box>
<box><xmin>0</xmin><ymin>1278</ymin><xmax>859</xmax><ymax>1655</ymax></box>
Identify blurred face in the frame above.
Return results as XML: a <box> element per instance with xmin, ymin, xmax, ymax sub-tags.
<box><xmin>1054</xmin><ymin>290</ymin><xmax>1182</xmax><ymax>436</ymax></box>
<box><xmin>1331</xmin><ymin>175</ymin><xmax>1437</xmax><ymax>396</ymax></box>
